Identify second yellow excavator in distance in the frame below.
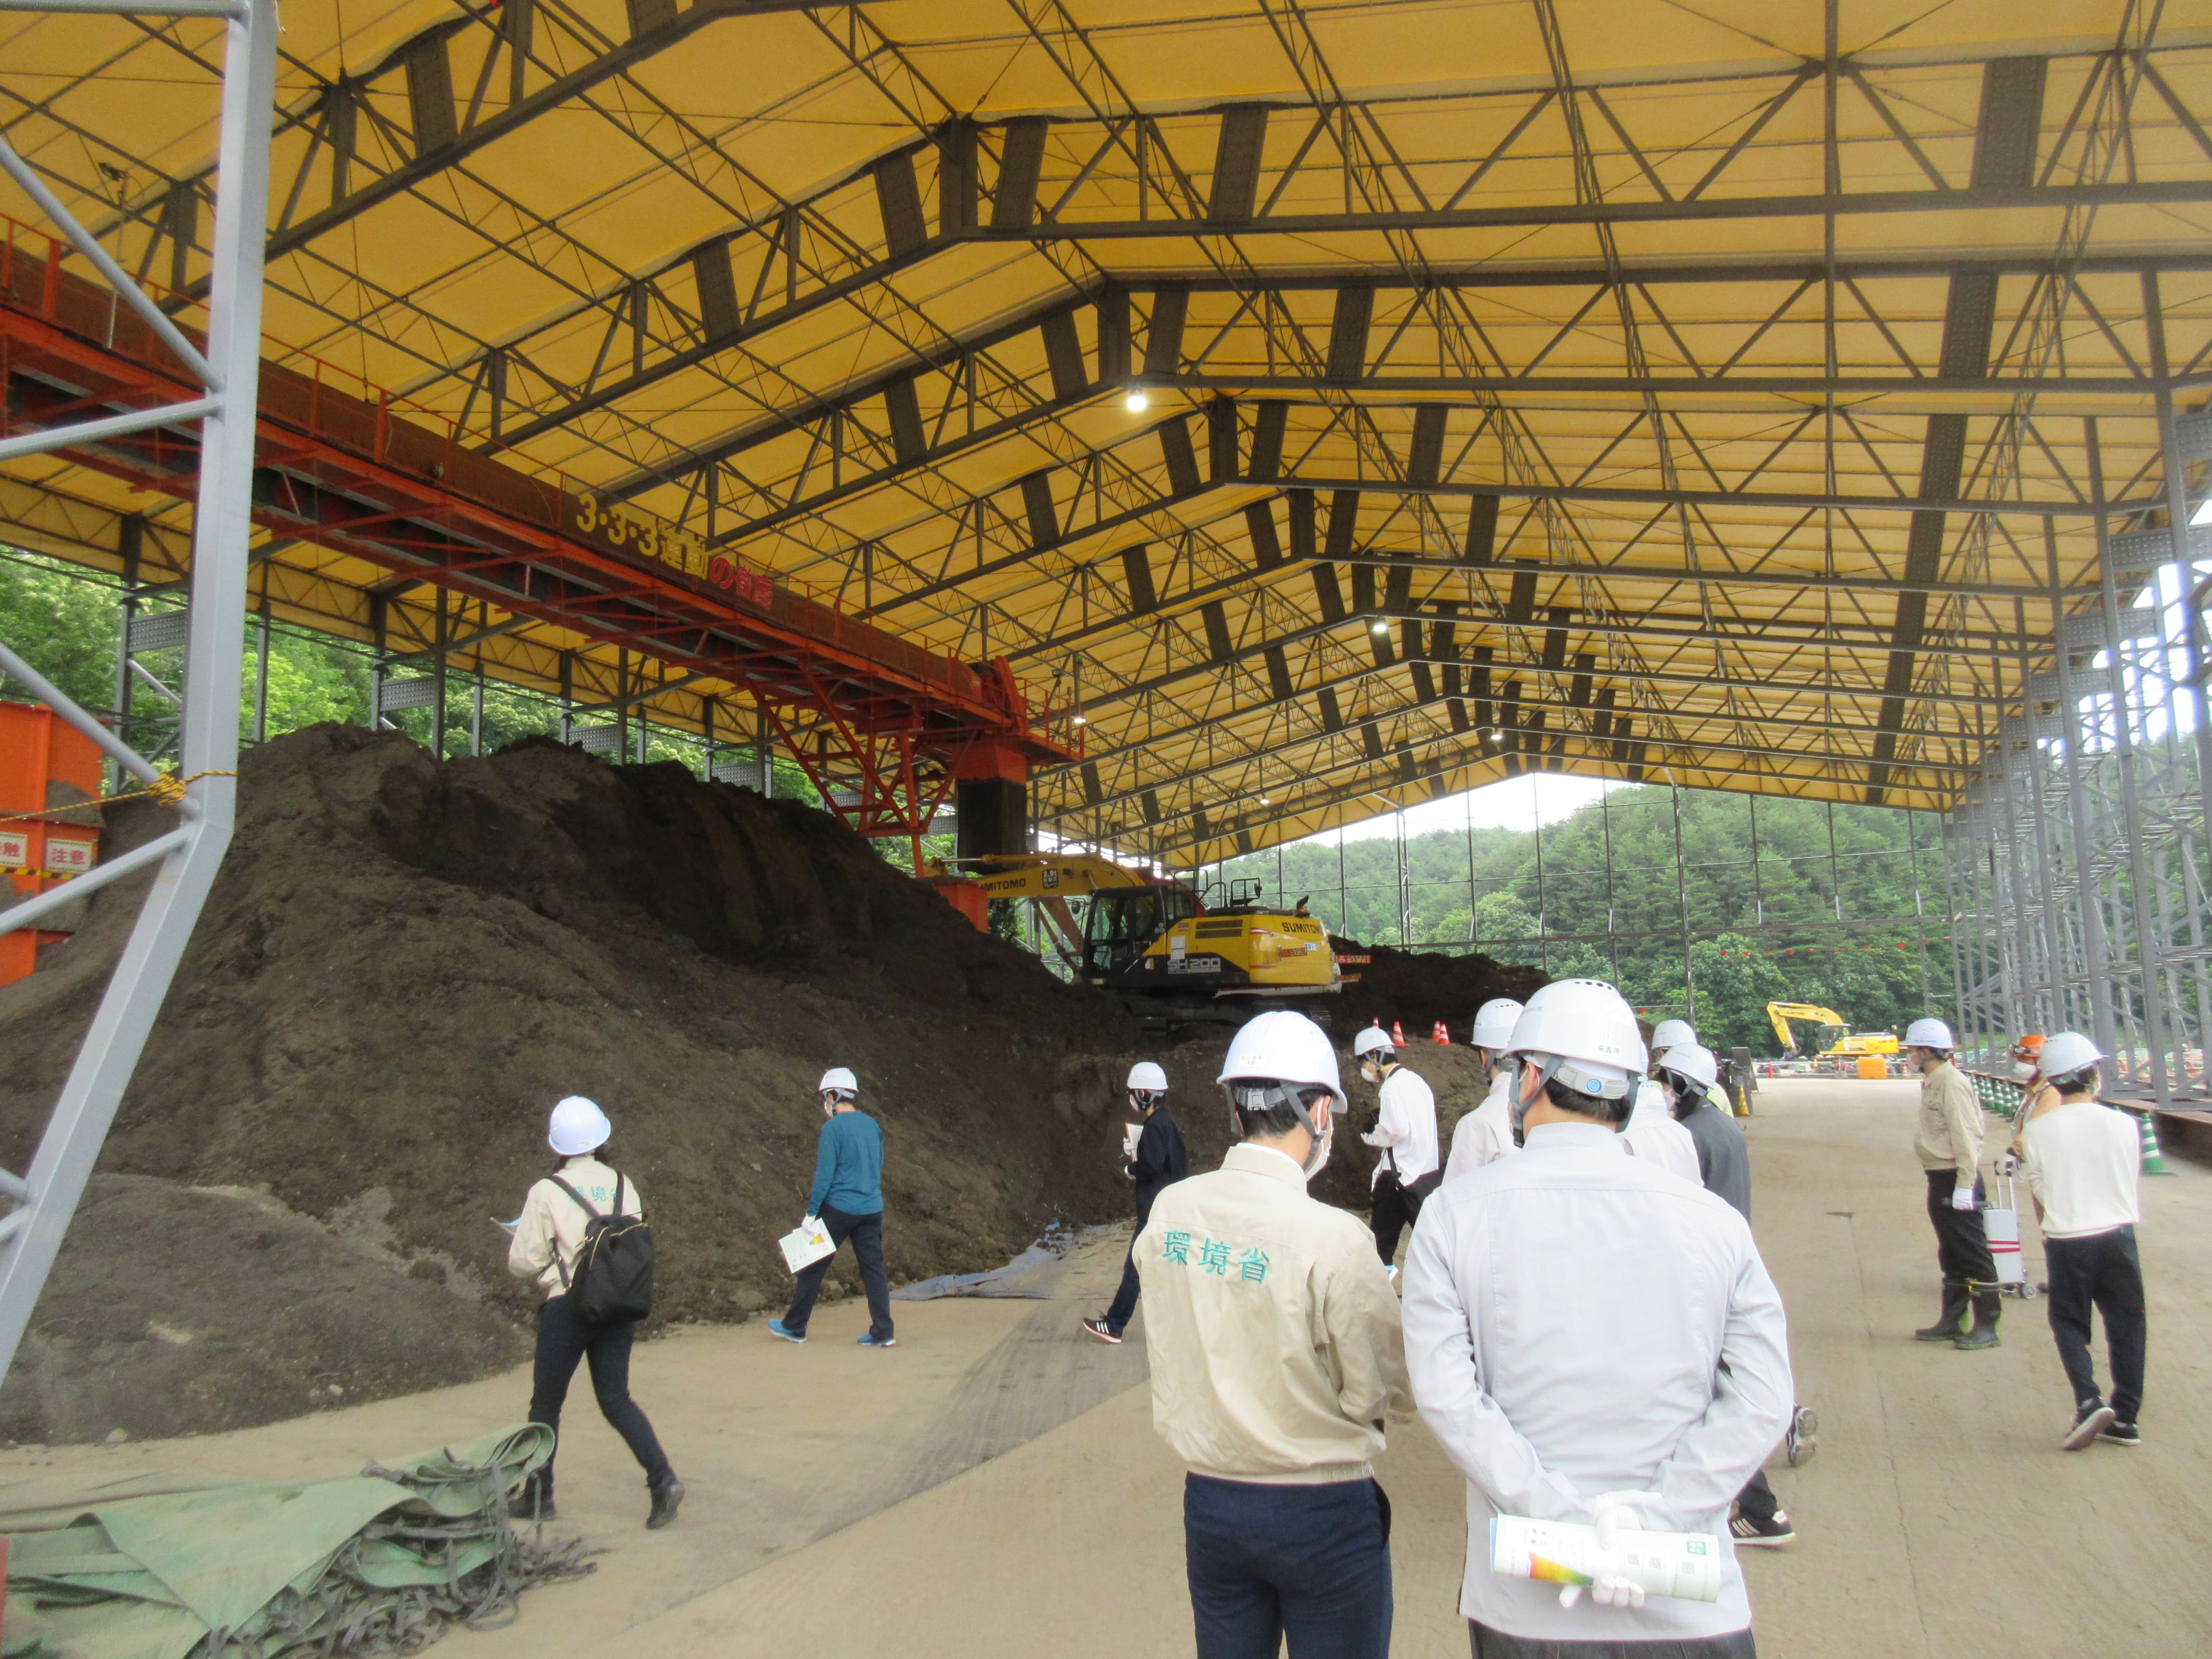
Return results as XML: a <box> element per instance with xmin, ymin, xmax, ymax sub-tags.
<box><xmin>1766</xmin><ymin>1002</ymin><xmax>1901</xmax><ymax>1059</ymax></box>
<box><xmin>923</xmin><ymin>852</ymin><xmax>1342</xmax><ymax>1010</ymax></box>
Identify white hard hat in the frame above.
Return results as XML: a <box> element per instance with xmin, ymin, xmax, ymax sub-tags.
<box><xmin>1351</xmin><ymin>1024</ymin><xmax>1395</xmax><ymax>1059</ymax></box>
<box><xmin>1470</xmin><ymin>998</ymin><xmax>1524</xmax><ymax>1049</ymax></box>
<box><xmin>548</xmin><ymin>1095</ymin><xmax>612</xmax><ymax>1157</ymax></box>
<box><xmin>1217</xmin><ymin>1010</ymin><xmax>1346</xmax><ymax>1110</ymax></box>
<box><xmin>1650</xmin><ymin>1018</ymin><xmax>1696</xmax><ymax>1051</ymax></box>
<box><xmin>1903</xmin><ymin>1018</ymin><xmax>1955</xmax><ymax>1051</ymax></box>
<box><xmin>1657</xmin><ymin>1042</ymin><xmax>1719</xmax><ymax>1093</ymax></box>
<box><xmin>1127</xmin><ymin>1061</ymin><xmax>1169</xmax><ymax>1093</ymax></box>
<box><xmin>2038</xmin><ymin>1031</ymin><xmax>2103</xmax><ymax>1078</ymax></box>
<box><xmin>819</xmin><ymin>1066</ymin><xmax>858</xmax><ymax>1095</ymax></box>
<box><xmin>1503</xmin><ymin>979</ymin><xmax>1646</xmax><ymax>1099</ymax></box>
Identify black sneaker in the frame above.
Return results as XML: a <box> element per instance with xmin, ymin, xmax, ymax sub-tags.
<box><xmin>1081</xmin><ymin>1318</ymin><xmax>1123</xmax><ymax>1345</ymax></box>
<box><xmin>2100</xmin><ymin>1420</ymin><xmax>2141</xmax><ymax>1447</ymax></box>
<box><xmin>2063</xmin><ymin>1402</ymin><xmax>2116</xmax><ymax>1451</ymax></box>
<box><xmin>1730</xmin><ymin>1509</ymin><xmax>1795</xmax><ymax>1547</ymax></box>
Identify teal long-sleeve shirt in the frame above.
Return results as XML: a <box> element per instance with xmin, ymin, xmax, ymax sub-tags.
<box><xmin>807</xmin><ymin>1110</ymin><xmax>884</xmax><ymax>1217</ymax></box>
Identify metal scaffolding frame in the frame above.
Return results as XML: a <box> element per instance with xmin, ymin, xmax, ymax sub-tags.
<box><xmin>1945</xmin><ymin>422</ymin><xmax>2212</xmax><ymax>1106</ymax></box>
<box><xmin>0</xmin><ymin>0</ymin><xmax>273</xmax><ymax>1381</ymax></box>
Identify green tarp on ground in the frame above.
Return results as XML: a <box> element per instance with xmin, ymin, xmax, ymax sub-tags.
<box><xmin>0</xmin><ymin>1425</ymin><xmax>588</xmax><ymax>1659</ymax></box>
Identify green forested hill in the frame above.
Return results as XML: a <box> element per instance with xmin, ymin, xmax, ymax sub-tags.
<box><xmin>1216</xmin><ymin>788</ymin><xmax>1948</xmax><ymax>1057</ymax></box>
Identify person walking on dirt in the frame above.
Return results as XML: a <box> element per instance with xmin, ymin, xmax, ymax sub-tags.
<box><xmin>508</xmin><ymin>1095</ymin><xmax>683</xmax><ymax>1529</ymax></box>
<box><xmin>771</xmin><ymin>1067</ymin><xmax>895</xmax><ymax>1348</ymax></box>
<box><xmin>1354</xmin><ymin>1023</ymin><xmax>1439</xmax><ymax>1275</ymax></box>
<box><xmin>1084</xmin><ymin>1061</ymin><xmax>1190</xmax><ymax>1344</ymax></box>
<box><xmin>2014</xmin><ymin>1032</ymin><xmax>2147</xmax><ymax>1450</ymax></box>
<box><xmin>1656</xmin><ymin>1043</ymin><xmax>1816</xmax><ymax>1548</ymax></box>
<box><xmin>1137</xmin><ymin>1010</ymin><xmax>1409</xmax><ymax>1659</ymax></box>
<box><xmin>1904</xmin><ymin>1019</ymin><xmax>2000</xmax><ymax>1350</ymax></box>
<box><xmin>1403</xmin><ymin>982</ymin><xmax>1792</xmax><ymax>1658</ymax></box>
<box><xmin>1445</xmin><ymin>999</ymin><xmax>1525</xmax><ymax>1181</ymax></box>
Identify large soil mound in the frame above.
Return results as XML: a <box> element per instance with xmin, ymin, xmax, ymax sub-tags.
<box><xmin>0</xmin><ymin>1174</ymin><xmax>532</xmax><ymax>1443</ymax></box>
<box><xmin>0</xmin><ymin>727</ymin><xmax>1154</xmax><ymax>1436</ymax></box>
<box><xmin>1334</xmin><ymin>939</ymin><xmax>1550</xmax><ymax>1037</ymax></box>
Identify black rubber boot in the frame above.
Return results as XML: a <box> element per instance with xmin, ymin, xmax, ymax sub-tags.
<box><xmin>1915</xmin><ymin>1282</ymin><xmax>1969</xmax><ymax>1342</ymax></box>
<box><xmin>1952</xmin><ymin>1289</ymin><xmax>2002</xmax><ymax>1349</ymax></box>
<box><xmin>515</xmin><ymin>1471</ymin><xmax>555</xmax><ymax>1525</ymax></box>
<box><xmin>647</xmin><ymin>1476</ymin><xmax>685</xmax><ymax>1530</ymax></box>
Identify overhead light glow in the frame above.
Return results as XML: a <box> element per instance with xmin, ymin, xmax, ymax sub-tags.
<box><xmin>1124</xmin><ymin>391</ymin><xmax>1150</xmax><ymax>412</ymax></box>
<box><xmin>1371</xmin><ymin>621</ymin><xmax>1388</xmax><ymax>633</ymax></box>
<box><xmin>1073</xmin><ymin>714</ymin><xmax>1088</xmax><ymax>725</ymax></box>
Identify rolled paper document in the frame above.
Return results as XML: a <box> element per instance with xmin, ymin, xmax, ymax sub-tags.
<box><xmin>1490</xmin><ymin>1515</ymin><xmax>1724</xmax><ymax>1604</ymax></box>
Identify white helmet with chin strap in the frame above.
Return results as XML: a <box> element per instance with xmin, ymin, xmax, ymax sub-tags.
<box><xmin>1470</xmin><ymin>998</ymin><xmax>1524</xmax><ymax>1050</ymax></box>
<box><xmin>1503</xmin><ymin>979</ymin><xmax>1647</xmax><ymax>1133</ymax></box>
<box><xmin>1216</xmin><ymin>1010</ymin><xmax>1345</xmax><ymax>1174</ymax></box>
<box><xmin>818</xmin><ymin>1066</ymin><xmax>858</xmax><ymax>1100</ymax></box>
<box><xmin>1656</xmin><ymin>1042</ymin><xmax>1719</xmax><ymax>1104</ymax></box>
<box><xmin>1351</xmin><ymin>1024</ymin><xmax>1395</xmax><ymax>1061</ymax></box>
<box><xmin>1650</xmin><ymin>1018</ymin><xmax>1696</xmax><ymax>1053</ymax></box>
<box><xmin>1126</xmin><ymin>1060</ymin><xmax>1169</xmax><ymax>1101</ymax></box>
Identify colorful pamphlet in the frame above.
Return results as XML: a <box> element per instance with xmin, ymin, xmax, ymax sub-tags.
<box><xmin>1490</xmin><ymin>1515</ymin><xmax>1724</xmax><ymax>1603</ymax></box>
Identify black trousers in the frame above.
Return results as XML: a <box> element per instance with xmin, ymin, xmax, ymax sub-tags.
<box><xmin>1470</xmin><ymin>1622</ymin><xmax>1756</xmax><ymax>1658</ymax></box>
<box><xmin>1924</xmin><ymin>1169</ymin><xmax>1996</xmax><ymax>1286</ymax></box>
<box><xmin>2045</xmin><ymin>1225</ymin><xmax>2147</xmax><ymax>1422</ymax></box>
<box><xmin>781</xmin><ymin>1202</ymin><xmax>894</xmax><ymax>1340</ymax></box>
<box><xmin>1371</xmin><ymin>1170</ymin><xmax>1423</xmax><ymax>1266</ymax></box>
<box><xmin>1103</xmin><ymin>1192</ymin><xmax>1158</xmax><ymax>1334</ymax></box>
<box><xmin>526</xmin><ymin>1293</ymin><xmax>674</xmax><ymax>1498</ymax></box>
<box><xmin>1735</xmin><ymin>1467</ymin><xmax>1779</xmax><ymax>1525</ymax></box>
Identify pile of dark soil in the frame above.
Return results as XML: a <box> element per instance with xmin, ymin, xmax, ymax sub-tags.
<box><xmin>0</xmin><ymin>726</ymin><xmax>1155</xmax><ymax>1438</ymax></box>
<box><xmin>0</xmin><ymin>1174</ymin><xmax>531</xmax><ymax>1444</ymax></box>
<box><xmin>1333</xmin><ymin>938</ymin><xmax>1550</xmax><ymax>1039</ymax></box>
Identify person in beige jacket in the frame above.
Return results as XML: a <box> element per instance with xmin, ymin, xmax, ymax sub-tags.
<box><xmin>507</xmin><ymin>1095</ymin><xmax>682</xmax><ymax>1528</ymax></box>
<box><xmin>1135</xmin><ymin>1010</ymin><xmax>1409</xmax><ymax>1659</ymax></box>
<box><xmin>1902</xmin><ymin>1020</ymin><xmax>1999</xmax><ymax>1350</ymax></box>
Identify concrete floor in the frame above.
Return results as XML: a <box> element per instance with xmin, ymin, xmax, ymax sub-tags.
<box><xmin>5</xmin><ymin>1079</ymin><xmax>2209</xmax><ymax>1657</ymax></box>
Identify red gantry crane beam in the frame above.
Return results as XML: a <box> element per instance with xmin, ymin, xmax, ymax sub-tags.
<box><xmin>0</xmin><ymin>221</ymin><xmax>1074</xmax><ymax>848</ymax></box>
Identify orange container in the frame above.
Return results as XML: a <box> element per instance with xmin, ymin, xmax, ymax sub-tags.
<box><xmin>1856</xmin><ymin>1055</ymin><xmax>1889</xmax><ymax>1080</ymax></box>
<box><xmin>0</xmin><ymin>700</ymin><xmax>105</xmax><ymax>987</ymax></box>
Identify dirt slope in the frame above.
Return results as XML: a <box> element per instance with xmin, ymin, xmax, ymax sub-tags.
<box><xmin>0</xmin><ymin>727</ymin><xmax>1160</xmax><ymax>1434</ymax></box>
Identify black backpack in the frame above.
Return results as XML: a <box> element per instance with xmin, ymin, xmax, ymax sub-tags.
<box><xmin>549</xmin><ymin>1173</ymin><xmax>655</xmax><ymax>1324</ymax></box>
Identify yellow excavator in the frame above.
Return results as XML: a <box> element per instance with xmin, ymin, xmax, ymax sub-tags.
<box><xmin>923</xmin><ymin>853</ymin><xmax>1340</xmax><ymax>1003</ymax></box>
<box><xmin>1766</xmin><ymin>1002</ymin><xmax>1900</xmax><ymax>1059</ymax></box>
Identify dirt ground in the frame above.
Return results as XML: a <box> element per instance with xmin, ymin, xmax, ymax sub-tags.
<box><xmin>9</xmin><ymin>1080</ymin><xmax>2204</xmax><ymax>1657</ymax></box>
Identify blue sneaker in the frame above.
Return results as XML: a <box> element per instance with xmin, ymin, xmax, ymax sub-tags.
<box><xmin>768</xmin><ymin>1319</ymin><xmax>805</xmax><ymax>1344</ymax></box>
<box><xmin>856</xmin><ymin>1332</ymin><xmax>897</xmax><ymax>1348</ymax></box>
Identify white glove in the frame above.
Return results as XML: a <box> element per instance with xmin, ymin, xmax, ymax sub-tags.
<box><xmin>1950</xmin><ymin>1184</ymin><xmax>1978</xmax><ymax>1212</ymax></box>
<box><xmin>1558</xmin><ymin>1492</ymin><xmax>1654</xmax><ymax>1611</ymax></box>
<box><xmin>802</xmin><ymin>1214</ymin><xmax>820</xmax><ymax>1231</ymax></box>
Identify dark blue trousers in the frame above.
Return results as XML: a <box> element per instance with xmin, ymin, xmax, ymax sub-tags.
<box><xmin>1185</xmin><ymin>1473</ymin><xmax>1393</xmax><ymax>1659</ymax></box>
<box><xmin>2045</xmin><ymin>1224</ymin><xmax>2146</xmax><ymax>1422</ymax></box>
<box><xmin>525</xmin><ymin>1293</ymin><xmax>673</xmax><ymax>1501</ymax></box>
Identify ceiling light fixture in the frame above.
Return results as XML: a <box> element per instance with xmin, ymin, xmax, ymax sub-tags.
<box><xmin>1124</xmin><ymin>390</ymin><xmax>1150</xmax><ymax>412</ymax></box>
<box><xmin>1371</xmin><ymin>621</ymin><xmax>1388</xmax><ymax>634</ymax></box>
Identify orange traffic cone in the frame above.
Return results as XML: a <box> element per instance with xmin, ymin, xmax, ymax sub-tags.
<box><xmin>1392</xmin><ymin>1021</ymin><xmax>1407</xmax><ymax>1047</ymax></box>
<box><xmin>1432</xmin><ymin>1021</ymin><xmax>1450</xmax><ymax>1045</ymax></box>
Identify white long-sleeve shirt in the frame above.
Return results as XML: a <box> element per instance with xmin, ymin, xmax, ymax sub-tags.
<box><xmin>1361</xmin><ymin>1064</ymin><xmax>1439</xmax><ymax>1188</ymax></box>
<box><xmin>2021</xmin><ymin>1101</ymin><xmax>2140</xmax><ymax>1238</ymax></box>
<box><xmin>1620</xmin><ymin>1079</ymin><xmax>1703</xmax><ymax>1184</ymax></box>
<box><xmin>1446</xmin><ymin>1069</ymin><xmax>1518</xmax><ymax>1183</ymax></box>
<box><xmin>1402</xmin><ymin>1122</ymin><xmax>1793</xmax><ymax>1644</ymax></box>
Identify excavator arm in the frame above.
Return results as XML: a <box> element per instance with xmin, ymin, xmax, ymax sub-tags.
<box><xmin>1766</xmin><ymin>1002</ymin><xmax>1847</xmax><ymax>1056</ymax></box>
<box><xmin>924</xmin><ymin>852</ymin><xmax>1152</xmax><ymax>900</ymax></box>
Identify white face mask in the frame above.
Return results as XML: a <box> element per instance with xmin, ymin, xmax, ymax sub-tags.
<box><xmin>2012</xmin><ymin>1061</ymin><xmax>2037</xmax><ymax>1082</ymax></box>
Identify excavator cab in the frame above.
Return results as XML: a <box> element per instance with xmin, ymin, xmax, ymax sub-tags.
<box><xmin>1079</xmin><ymin>885</ymin><xmax>1200</xmax><ymax>983</ymax></box>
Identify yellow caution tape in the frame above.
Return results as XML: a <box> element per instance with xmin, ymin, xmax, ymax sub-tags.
<box><xmin>3</xmin><ymin>768</ymin><xmax>235</xmax><ymax>823</ymax></box>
